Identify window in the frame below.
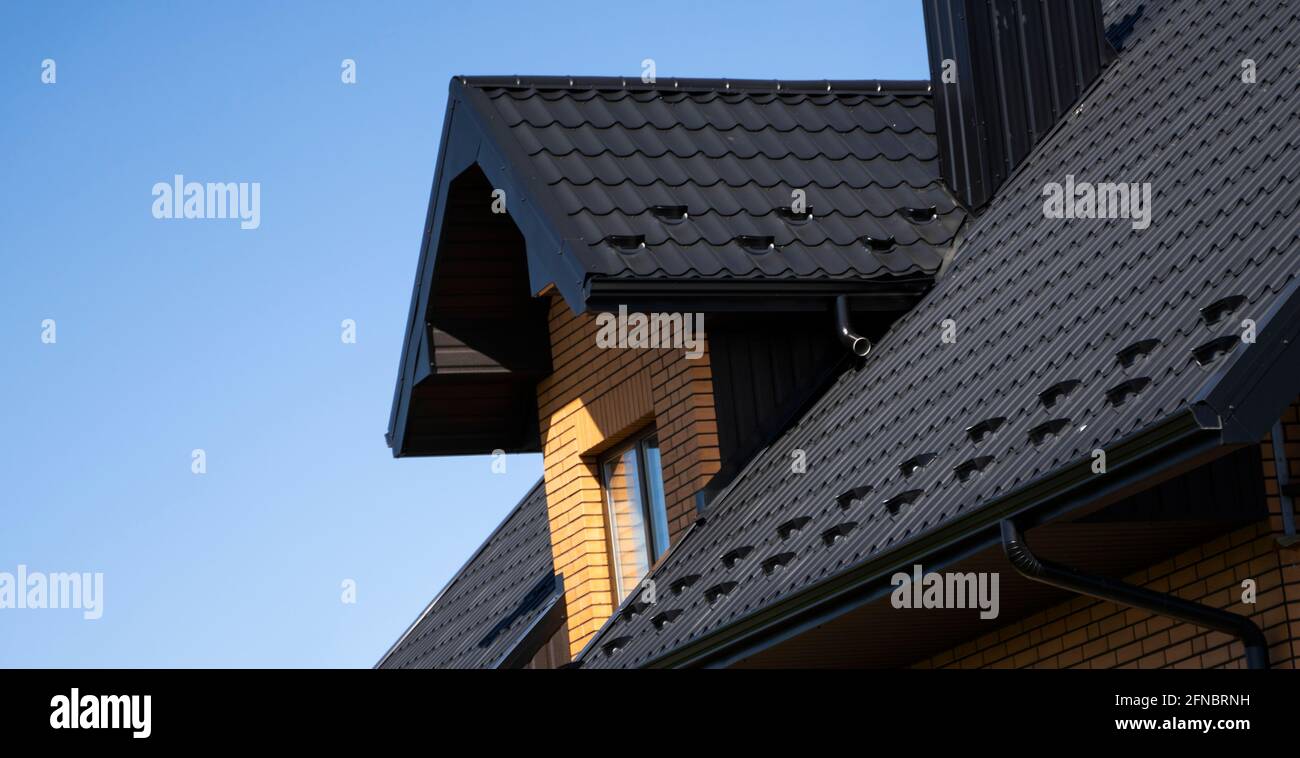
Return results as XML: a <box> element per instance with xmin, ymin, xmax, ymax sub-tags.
<box><xmin>601</xmin><ymin>431</ymin><xmax>670</xmax><ymax>602</ymax></box>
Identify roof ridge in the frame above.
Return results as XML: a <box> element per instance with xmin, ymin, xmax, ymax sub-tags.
<box><xmin>456</xmin><ymin>74</ymin><xmax>933</xmax><ymax>95</ymax></box>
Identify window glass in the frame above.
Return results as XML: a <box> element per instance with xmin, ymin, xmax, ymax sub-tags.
<box><xmin>601</xmin><ymin>431</ymin><xmax>672</xmax><ymax>602</ymax></box>
<box><xmin>641</xmin><ymin>436</ymin><xmax>670</xmax><ymax>563</ymax></box>
<box><xmin>603</xmin><ymin>447</ymin><xmax>649</xmax><ymax>601</ymax></box>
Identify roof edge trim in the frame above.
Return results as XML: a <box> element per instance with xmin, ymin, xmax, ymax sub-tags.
<box><xmin>373</xmin><ymin>478</ymin><xmax>546</xmax><ymax>669</ymax></box>
<box><xmin>1196</xmin><ymin>274</ymin><xmax>1300</xmax><ymax>443</ymax></box>
<box><xmin>387</xmin><ymin>92</ymin><xmax>461</xmax><ymax>454</ymax></box>
<box><xmin>491</xmin><ymin>574</ymin><xmax>566</xmax><ymax>669</ymax></box>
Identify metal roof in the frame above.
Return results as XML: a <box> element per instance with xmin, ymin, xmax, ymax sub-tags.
<box><xmin>387</xmin><ymin>74</ymin><xmax>969</xmax><ymax>458</ymax></box>
<box><xmin>459</xmin><ymin>76</ymin><xmax>966</xmax><ymax>291</ymax></box>
<box><xmin>376</xmin><ymin>479</ymin><xmax>559</xmax><ymax>669</ymax></box>
<box><xmin>579</xmin><ymin>0</ymin><xmax>1300</xmax><ymax>668</ymax></box>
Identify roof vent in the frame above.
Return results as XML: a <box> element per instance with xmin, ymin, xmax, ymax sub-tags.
<box><xmin>777</xmin><ymin>516</ymin><xmax>813</xmax><ymax>540</ymax></box>
<box><xmin>1028</xmin><ymin>418</ymin><xmax>1072</xmax><ymax>445</ymax></box>
<box><xmin>1116</xmin><ymin>339</ymin><xmax>1160</xmax><ymax>368</ymax></box>
<box><xmin>606</xmin><ymin>234</ymin><xmax>646</xmax><ymax>252</ymax></box>
<box><xmin>777</xmin><ymin>205</ymin><xmax>814</xmax><ymax>222</ymax></box>
<box><xmin>821</xmin><ymin>521</ymin><xmax>858</xmax><ymax>546</ymax></box>
<box><xmin>1199</xmin><ymin>295</ymin><xmax>1248</xmax><ymax>326</ymax></box>
<box><xmin>883</xmin><ymin>489</ymin><xmax>924</xmax><ymax>515</ymax></box>
<box><xmin>966</xmin><ymin>416</ymin><xmax>1007</xmax><ymax>443</ymax></box>
<box><xmin>761</xmin><ymin>552</ymin><xmax>797</xmax><ymax>575</ymax></box>
<box><xmin>1039</xmin><ymin>379</ymin><xmax>1083</xmax><ymax>409</ymax></box>
<box><xmin>899</xmin><ymin>452</ymin><xmax>939</xmax><ymax>478</ymax></box>
<box><xmin>863</xmin><ymin>235</ymin><xmax>897</xmax><ymax>253</ymax></box>
<box><xmin>720</xmin><ymin>546</ymin><xmax>754</xmax><ymax>568</ymax></box>
<box><xmin>650</xmin><ymin>204</ymin><xmax>689</xmax><ymax>222</ymax></box>
<box><xmin>1105</xmin><ymin>377</ymin><xmax>1151</xmax><ymax>407</ymax></box>
<box><xmin>650</xmin><ymin>609</ymin><xmax>684</xmax><ymax>630</ymax></box>
<box><xmin>835</xmin><ymin>485</ymin><xmax>873</xmax><ymax>509</ymax></box>
<box><xmin>906</xmin><ymin>206</ymin><xmax>939</xmax><ymax>224</ymax></box>
<box><xmin>704</xmin><ymin>581</ymin><xmax>739</xmax><ymax>604</ymax></box>
<box><xmin>953</xmin><ymin>455</ymin><xmax>995</xmax><ymax>482</ymax></box>
<box><xmin>1192</xmin><ymin>335</ymin><xmax>1241</xmax><ymax>366</ymax></box>
<box><xmin>602</xmin><ymin>636</ymin><xmax>633</xmax><ymax>657</ymax></box>
<box><xmin>619</xmin><ymin>600</ymin><xmax>650</xmax><ymax>623</ymax></box>
<box><xmin>737</xmin><ymin>234</ymin><xmax>775</xmax><ymax>252</ymax></box>
<box><xmin>669</xmin><ymin>574</ymin><xmax>701</xmax><ymax>595</ymax></box>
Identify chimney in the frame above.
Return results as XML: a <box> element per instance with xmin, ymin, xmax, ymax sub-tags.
<box><xmin>923</xmin><ymin>0</ymin><xmax>1115</xmax><ymax>210</ymax></box>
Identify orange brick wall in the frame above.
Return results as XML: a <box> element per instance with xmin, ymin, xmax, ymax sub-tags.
<box><xmin>915</xmin><ymin>399</ymin><xmax>1300</xmax><ymax>670</ymax></box>
<box><xmin>536</xmin><ymin>297</ymin><xmax>720</xmax><ymax>658</ymax></box>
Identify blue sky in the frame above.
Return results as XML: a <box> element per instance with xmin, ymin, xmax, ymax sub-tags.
<box><xmin>0</xmin><ymin>1</ymin><xmax>928</xmax><ymax>667</ymax></box>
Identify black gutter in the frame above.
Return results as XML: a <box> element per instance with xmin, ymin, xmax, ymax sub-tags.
<box><xmin>583</xmin><ymin>279</ymin><xmax>931</xmax><ymax>316</ymax></box>
<box><xmin>1000</xmin><ymin>520</ymin><xmax>1270</xmax><ymax>670</ymax></box>
<box><xmin>640</xmin><ymin>406</ymin><xmax>1225</xmax><ymax>668</ymax></box>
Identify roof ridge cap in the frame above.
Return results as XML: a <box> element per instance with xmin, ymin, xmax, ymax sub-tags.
<box><xmin>455</xmin><ymin>74</ymin><xmax>932</xmax><ymax>95</ymax></box>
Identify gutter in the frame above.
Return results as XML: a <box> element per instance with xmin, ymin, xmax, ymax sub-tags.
<box><xmin>585</xmin><ymin>277</ymin><xmax>931</xmax><ymax>299</ymax></box>
<box><xmin>637</xmin><ymin>406</ymin><xmax>1226</xmax><ymax>668</ymax></box>
<box><xmin>1000</xmin><ymin>520</ymin><xmax>1270</xmax><ymax>669</ymax></box>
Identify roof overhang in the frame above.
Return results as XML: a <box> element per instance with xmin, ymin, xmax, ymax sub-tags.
<box><xmin>388</xmin><ymin>80</ymin><xmax>574</xmax><ymax>457</ymax></box>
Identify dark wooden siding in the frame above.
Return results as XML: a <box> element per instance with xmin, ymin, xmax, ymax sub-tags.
<box><xmin>706</xmin><ymin>313</ymin><xmax>844</xmax><ymax>486</ymax></box>
<box><xmin>524</xmin><ymin>624</ymin><xmax>571</xmax><ymax>669</ymax></box>
<box><xmin>403</xmin><ymin>164</ymin><xmax>550</xmax><ymax>455</ymax></box>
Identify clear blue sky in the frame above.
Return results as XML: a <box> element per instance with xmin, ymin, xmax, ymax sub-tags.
<box><xmin>0</xmin><ymin>1</ymin><xmax>928</xmax><ymax>667</ymax></box>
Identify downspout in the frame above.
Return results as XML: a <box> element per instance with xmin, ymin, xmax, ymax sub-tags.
<box><xmin>1270</xmin><ymin>420</ymin><xmax>1298</xmax><ymax>546</ymax></box>
<box><xmin>835</xmin><ymin>295</ymin><xmax>871</xmax><ymax>357</ymax></box>
<box><xmin>1000</xmin><ymin>520</ymin><xmax>1270</xmax><ymax>670</ymax></box>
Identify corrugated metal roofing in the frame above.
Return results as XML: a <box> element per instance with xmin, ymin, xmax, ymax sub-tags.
<box><xmin>462</xmin><ymin>77</ymin><xmax>966</xmax><ymax>283</ymax></box>
<box><xmin>377</xmin><ymin>479</ymin><xmax>556</xmax><ymax>669</ymax></box>
<box><xmin>580</xmin><ymin>0</ymin><xmax>1300</xmax><ymax>668</ymax></box>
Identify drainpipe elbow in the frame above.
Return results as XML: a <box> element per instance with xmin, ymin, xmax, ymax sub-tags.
<box><xmin>1000</xmin><ymin>520</ymin><xmax>1042</xmax><ymax>576</ymax></box>
<box><xmin>1000</xmin><ymin>519</ymin><xmax>1270</xmax><ymax>670</ymax></box>
<box><xmin>835</xmin><ymin>295</ymin><xmax>872</xmax><ymax>358</ymax></box>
